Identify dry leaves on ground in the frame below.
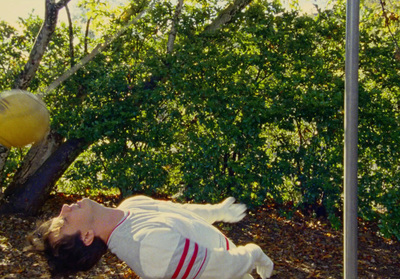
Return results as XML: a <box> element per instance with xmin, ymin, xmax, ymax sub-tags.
<box><xmin>0</xmin><ymin>193</ymin><xmax>399</xmax><ymax>278</ymax></box>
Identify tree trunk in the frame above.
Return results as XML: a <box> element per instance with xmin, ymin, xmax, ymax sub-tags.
<box><xmin>1</xmin><ymin>0</ymin><xmax>71</xmax><ymax>189</ymax></box>
<box><xmin>9</xmin><ymin>131</ymin><xmax>64</xmax><ymax>187</ymax></box>
<box><xmin>0</xmin><ymin>0</ymin><xmax>72</xmax><ymax>216</ymax></box>
<box><xmin>0</xmin><ymin>137</ymin><xmax>90</xmax><ymax>215</ymax></box>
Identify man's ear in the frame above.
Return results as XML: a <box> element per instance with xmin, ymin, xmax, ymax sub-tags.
<box><xmin>81</xmin><ymin>230</ymin><xmax>95</xmax><ymax>246</ymax></box>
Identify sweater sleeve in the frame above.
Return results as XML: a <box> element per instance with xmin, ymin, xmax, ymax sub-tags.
<box><xmin>119</xmin><ymin>195</ymin><xmax>246</xmax><ymax>224</ymax></box>
<box><xmin>165</xmin><ymin>197</ymin><xmax>247</xmax><ymax>224</ymax></box>
<box><xmin>200</xmin><ymin>243</ymin><xmax>274</xmax><ymax>279</ymax></box>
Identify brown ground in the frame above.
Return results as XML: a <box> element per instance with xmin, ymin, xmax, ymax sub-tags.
<box><xmin>0</xmin><ymin>193</ymin><xmax>399</xmax><ymax>278</ymax></box>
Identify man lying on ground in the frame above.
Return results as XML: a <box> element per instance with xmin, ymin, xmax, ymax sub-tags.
<box><xmin>28</xmin><ymin>195</ymin><xmax>274</xmax><ymax>279</ymax></box>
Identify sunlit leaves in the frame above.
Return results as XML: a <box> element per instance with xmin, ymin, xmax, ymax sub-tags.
<box><xmin>2</xmin><ymin>0</ymin><xmax>400</xmax><ymax>239</ymax></box>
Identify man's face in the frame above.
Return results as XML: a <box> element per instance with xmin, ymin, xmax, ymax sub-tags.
<box><xmin>50</xmin><ymin>198</ymin><xmax>96</xmax><ymax>241</ymax></box>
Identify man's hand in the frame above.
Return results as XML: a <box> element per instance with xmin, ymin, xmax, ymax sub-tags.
<box><xmin>217</xmin><ymin>197</ymin><xmax>247</xmax><ymax>223</ymax></box>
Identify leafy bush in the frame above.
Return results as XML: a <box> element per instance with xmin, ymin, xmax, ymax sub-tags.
<box><xmin>2</xmin><ymin>0</ymin><xmax>400</xmax><ymax>240</ymax></box>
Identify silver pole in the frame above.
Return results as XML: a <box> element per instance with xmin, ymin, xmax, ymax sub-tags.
<box><xmin>344</xmin><ymin>0</ymin><xmax>360</xmax><ymax>278</ymax></box>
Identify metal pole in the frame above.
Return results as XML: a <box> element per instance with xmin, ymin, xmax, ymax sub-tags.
<box><xmin>344</xmin><ymin>0</ymin><xmax>360</xmax><ymax>278</ymax></box>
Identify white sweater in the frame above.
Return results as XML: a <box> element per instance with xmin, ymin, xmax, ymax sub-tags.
<box><xmin>107</xmin><ymin>196</ymin><xmax>273</xmax><ymax>279</ymax></box>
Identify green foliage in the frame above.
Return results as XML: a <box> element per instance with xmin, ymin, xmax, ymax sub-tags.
<box><xmin>355</xmin><ymin>1</ymin><xmax>400</xmax><ymax>239</ymax></box>
<box><xmin>0</xmin><ymin>20</ymin><xmax>32</xmax><ymax>91</ymax></box>
<box><xmin>2</xmin><ymin>0</ymin><xmax>400</xmax><ymax>240</ymax></box>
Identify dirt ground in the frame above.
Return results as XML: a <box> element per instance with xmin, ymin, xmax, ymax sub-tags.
<box><xmin>0</xmin><ymin>193</ymin><xmax>399</xmax><ymax>278</ymax></box>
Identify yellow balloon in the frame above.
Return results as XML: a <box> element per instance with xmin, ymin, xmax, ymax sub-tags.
<box><xmin>0</xmin><ymin>90</ymin><xmax>50</xmax><ymax>148</ymax></box>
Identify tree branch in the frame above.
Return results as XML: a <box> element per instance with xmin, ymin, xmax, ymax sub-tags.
<box><xmin>203</xmin><ymin>0</ymin><xmax>252</xmax><ymax>33</ymax></box>
<box><xmin>84</xmin><ymin>17</ymin><xmax>92</xmax><ymax>54</ymax></box>
<box><xmin>167</xmin><ymin>0</ymin><xmax>184</xmax><ymax>54</ymax></box>
<box><xmin>43</xmin><ymin>0</ymin><xmax>157</xmax><ymax>95</ymax></box>
<box><xmin>13</xmin><ymin>0</ymin><xmax>72</xmax><ymax>90</ymax></box>
<box><xmin>379</xmin><ymin>0</ymin><xmax>400</xmax><ymax>60</ymax></box>
<box><xmin>65</xmin><ymin>4</ymin><xmax>75</xmax><ymax>67</ymax></box>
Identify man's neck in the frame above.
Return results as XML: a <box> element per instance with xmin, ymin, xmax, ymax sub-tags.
<box><xmin>93</xmin><ymin>206</ymin><xmax>125</xmax><ymax>244</ymax></box>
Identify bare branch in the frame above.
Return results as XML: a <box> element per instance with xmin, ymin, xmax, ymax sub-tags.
<box><xmin>65</xmin><ymin>4</ymin><xmax>75</xmax><ymax>66</ymax></box>
<box><xmin>167</xmin><ymin>0</ymin><xmax>184</xmax><ymax>54</ymax></box>
<box><xmin>55</xmin><ymin>0</ymin><xmax>73</xmax><ymax>10</ymax></box>
<box><xmin>204</xmin><ymin>0</ymin><xmax>252</xmax><ymax>33</ymax></box>
<box><xmin>84</xmin><ymin>17</ymin><xmax>92</xmax><ymax>54</ymax></box>
<box><xmin>13</xmin><ymin>0</ymin><xmax>72</xmax><ymax>90</ymax></box>
<box><xmin>43</xmin><ymin>0</ymin><xmax>157</xmax><ymax>95</ymax></box>
<box><xmin>379</xmin><ymin>0</ymin><xmax>400</xmax><ymax>59</ymax></box>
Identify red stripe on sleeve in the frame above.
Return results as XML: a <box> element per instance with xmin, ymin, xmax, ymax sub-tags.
<box><xmin>193</xmin><ymin>248</ymin><xmax>207</xmax><ymax>279</ymax></box>
<box><xmin>182</xmin><ymin>242</ymin><xmax>199</xmax><ymax>279</ymax></box>
<box><xmin>225</xmin><ymin>237</ymin><xmax>230</xmax><ymax>250</ymax></box>
<box><xmin>172</xmin><ymin>238</ymin><xmax>190</xmax><ymax>279</ymax></box>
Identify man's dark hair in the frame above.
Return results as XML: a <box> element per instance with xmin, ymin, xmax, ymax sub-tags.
<box><xmin>27</xmin><ymin>219</ymin><xmax>108</xmax><ymax>277</ymax></box>
<box><xmin>44</xmin><ymin>231</ymin><xmax>107</xmax><ymax>276</ymax></box>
